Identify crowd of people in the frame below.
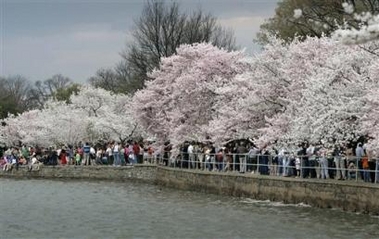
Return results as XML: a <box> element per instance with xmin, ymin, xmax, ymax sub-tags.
<box><xmin>1</xmin><ymin>139</ymin><xmax>379</xmax><ymax>183</ymax></box>
<box><xmin>165</xmin><ymin>140</ymin><xmax>379</xmax><ymax>184</ymax></box>
<box><xmin>0</xmin><ymin>141</ymin><xmax>152</xmax><ymax>171</ymax></box>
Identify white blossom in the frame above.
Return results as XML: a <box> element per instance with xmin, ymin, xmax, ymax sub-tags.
<box><xmin>293</xmin><ymin>9</ymin><xmax>302</xmax><ymax>19</ymax></box>
<box><xmin>342</xmin><ymin>2</ymin><xmax>354</xmax><ymax>14</ymax></box>
<box><xmin>333</xmin><ymin>7</ymin><xmax>379</xmax><ymax>44</ymax></box>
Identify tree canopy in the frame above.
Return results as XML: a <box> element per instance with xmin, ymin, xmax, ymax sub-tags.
<box><xmin>256</xmin><ymin>0</ymin><xmax>379</xmax><ymax>45</ymax></box>
<box><xmin>0</xmin><ymin>74</ymin><xmax>81</xmax><ymax>119</ymax></box>
<box><xmin>3</xmin><ymin>38</ymin><xmax>379</xmax><ymax>151</ymax></box>
<box><xmin>90</xmin><ymin>0</ymin><xmax>237</xmax><ymax>94</ymax></box>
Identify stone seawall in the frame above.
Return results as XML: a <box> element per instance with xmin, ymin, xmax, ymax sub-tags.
<box><xmin>156</xmin><ymin>167</ymin><xmax>379</xmax><ymax>215</ymax></box>
<box><xmin>2</xmin><ymin>165</ymin><xmax>379</xmax><ymax>214</ymax></box>
<box><xmin>0</xmin><ymin>165</ymin><xmax>157</xmax><ymax>182</ymax></box>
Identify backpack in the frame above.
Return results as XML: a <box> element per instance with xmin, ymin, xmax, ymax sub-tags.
<box><xmin>362</xmin><ymin>156</ymin><xmax>369</xmax><ymax>169</ymax></box>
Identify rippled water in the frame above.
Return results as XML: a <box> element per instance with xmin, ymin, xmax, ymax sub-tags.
<box><xmin>1</xmin><ymin>179</ymin><xmax>379</xmax><ymax>239</ymax></box>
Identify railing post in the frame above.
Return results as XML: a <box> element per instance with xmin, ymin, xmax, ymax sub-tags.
<box><xmin>234</xmin><ymin>154</ymin><xmax>237</xmax><ymax>172</ymax></box>
<box><xmin>375</xmin><ymin>158</ymin><xmax>378</xmax><ymax>184</ymax></box>
<box><xmin>257</xmin><ymin>154</ymin><xmax>260</xmax><ymax>175</ymax></box>
<box><xmin>355</xmin><ymin>157</ymin><xmax>359</xmax><ymax>182</ymax></box>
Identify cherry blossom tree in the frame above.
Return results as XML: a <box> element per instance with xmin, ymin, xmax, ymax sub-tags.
<box><xmin>286</xmin><ymin>42</ymin><xmax>375</xmax><ymax>146</ymax></box>
<box><xmin>39</xmin><ymin>101</ymin><xmax>89</xmax><ymax>146</ymax></box>
<box><xmin>209</xmin><ymin>37</ymin><xmax>293</xmax><ymax>145</ymax></box>
<box><xmin>0</xmin><ymin>86</ymin><xmax>144</xmax><ymax>146</ymax></box>
<box><xmin>72</xmin><ymin>86</ymin><xmax>145</xmax><ymax>143</ymax></box>
<box><xmin>256</xmin><ymin>37</ymin><xmax>377</xmax><ymax>148</ymax></box>
<box><xmin>132</xmin><ymin>38</ymin><xmax>379</xmax><ymax>149</ymax></box>
<box><xmin>2</xmin><ymin>35</ymin><xmax>379</xmax><ymax>152</ymax></box>
<box><xmin>0</xmin><ymin>101</ymin><xmax>90</xmax><ymax>147</ymax></box>
<box><xmin>360</xmin><ymin>58</ymin><xmax>379</xmax><ymax>150</ymax></box>
<box><xmin>133</xmin><ymin>43</ymin><xmax>247</xmax><ymax>146</ymax></box>
<box><xmin>212</xmin><ymin>36</ymin><xmax>377</xmax><ymax>149</ymax></box>
<box><xmin>0</xmin><ymin>109</ymin><xmax>56</xmax><ymax>147</ymax></box>
<box><xmin>57</xmin><ymin>86</ymin><xmax>144</xmax><ymax>144</ymax></box>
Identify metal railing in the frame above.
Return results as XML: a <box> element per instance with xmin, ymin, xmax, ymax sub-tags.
<box><xmin>4</xmin><ymin>151</ymin><xmax>379</xmax><ymax>184</ymax></box>
<box><xmin>143</xmin><ymin>152</ymin><xmax>379</xmax><ymax>184</ymax></box>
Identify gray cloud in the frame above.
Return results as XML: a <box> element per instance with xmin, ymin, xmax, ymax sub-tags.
<box><xmin>1</xmin><ymin>0</ymin><xmax>279</xmax><ymax>83</ymax></box>
<box><xmin>3</xmin><ymin>23</ymin><xmax>130</xmax><ymax>82</ymax></box>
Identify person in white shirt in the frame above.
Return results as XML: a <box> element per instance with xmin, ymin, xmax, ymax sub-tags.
<box><xmin>295</xmin><ymin>157</ymin><xmax>301</xmax><ymax>178</ymax></box>
<box><xmin>90</xmin><ymin>146</ymin><xmax>96</xmax><ymax>165</ymax></box>
<box><xmin>96</xmin><ymin>148</ymin><xmax>103</xmax><ymax>165</ymax></box>
<box><xmin>188</xmin><ymin>143</ymin><xmax>195</xmax><ymax>169</ymax></box>
<box><xmin>113</xmin><ymin>142</ymin><xmax>120</xmax><ymax>166</ymax></box>
<box><xmin>306</xmin><ymin>144</ymin><xmax>317</xmax><ymax>178</ymax></box>
<box><xmin>248</xmin><ymin>145</ymin><xmax>259</xmax><ymax>174</ymax></box>
<box><xmin>106</xmin><ymin>145</ymin><xmax>113</xmax><ymax>165</ymax></box>
<box><xmin>28</xmin><ymin>153</ymin><xmax>42</xmax><ymax>171</ymax></box>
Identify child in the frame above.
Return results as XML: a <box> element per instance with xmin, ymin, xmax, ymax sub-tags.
<box><xmin>348</xmin><ymin>162</ymin><xmax>356</xmax><ymax>180</ymax></box>
<box><xmin>75</xmin><ymin>151</ymin><xmax>81</xmax><ymax>166</ymax></box>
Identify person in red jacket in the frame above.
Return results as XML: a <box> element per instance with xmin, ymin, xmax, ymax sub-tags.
<box><xmin>133</xmin><ymin>142</ymin><xmax>141</xmax><ymax>164</ymax></box>
<box><xmin>59</xmin><ymin>148</ymin><xmax>67</xmax><ymax>165</ymax></box>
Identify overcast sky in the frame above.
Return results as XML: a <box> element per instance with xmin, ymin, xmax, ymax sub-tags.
<box><xmin>0</xmin><ymin>0</ymin><xmax>279</xmax><ymax>83</ymax></box>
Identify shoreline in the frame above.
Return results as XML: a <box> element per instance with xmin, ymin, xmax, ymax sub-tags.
<box><xmin>2</xmin><ymin>165</ymin><xmax>379</xmax><ymax>215</ymax></box>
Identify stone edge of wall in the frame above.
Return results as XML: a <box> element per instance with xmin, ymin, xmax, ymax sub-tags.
<box><xmin>0</xmin><ymin>165</ymin><xmax>157</xmax><ymax>183</ymax></box>
<box><xmin>155</xmin><ymin>166</ymin><xmax>379</xmax><ymax>215</ymax></box>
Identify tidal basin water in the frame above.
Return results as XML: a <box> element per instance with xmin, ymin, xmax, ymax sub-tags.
<box><xmin>1</xmin><ymin>179</ymin><xmax>379</xmax><ymax>239</ymax></box>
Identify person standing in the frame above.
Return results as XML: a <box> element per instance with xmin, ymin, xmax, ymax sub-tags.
<box><xmin>90</xmin><ymin>145</ymin><xmax>96</xmax><ymax>166</ymax></box>
<box><xmin>129</xmin><ymin>143</ymin><xmax>136</xmax><ymax>165</ymax></box>
<box><xmin>362</xmin><ymin>153</ymin><xmax>370</xmax><ymax>182</ymax></box>
<box><xmin>248</xmin><ymin>145</ymin><xmax>259</xmax><ymax>174</ymax></box>
<box><xmin>259</xmin><ymin>147</ymin><xmax>270</xmax><ymax>175</ymax></box>
<box><xmin>237</xmin><ymin>142</ymin><xmax>248</xmax><ymax>173</ymax></box>
<box><xmin>67</xmin><ymin>146</ymin><xmax>74</xmax><ymax>165</ymax></box>
<box><xmin>320</xmin><ymin>148</ymin><xmax>330</xmax><ymax>179</ymax></box>
<box><xmin>162</xmin><ymin>141</ymin><xmax>171</xmax><ymax>167</ymax></box>
<box><xmin>204</xmin><ymin>146</ymin><xmax>211</xmax><ymax>171</ymax></box>
<box><xmin>133</xmin><ymin>142</ymin><xmax>141</xmax><ymax>164</ymax></box>
<box><xmin>282</xmin><ymin>151</ymin><xmax>290</xmax><ymax>177</ymax></box>
<box><xmin>21</xmin><ymin>145</ymin><xmax>29</xmax><ymax>163</ymax></box>
<box><xmin>181</xmin><ymin>142</ymin><xmax>189</xmax><ymax>168</ymax></box>
<box><xmin>83</xmin><ymin>143</ymin><xmax>91</xmax><ymax>166</ymax></box>
<box><xmin>356</xmin><ymin>143</ymin><xmax>365</xmax><ymax>180</ymax></box>
<box><xmin>96</xmin><ymin>147</ymin><xmax>103</xmax><ymax>165</ymax></box>
<box><xmin>298</xmin><ymin>143</ymin><xmax>309</xmax><ymax>178</ymax></box>
<box><xmin>106</xmin><ymin>143</ymin><xmax>114</xmax><ymax>165</ymax></box>
<box><xmin>188</xmin><ymin>142</ymin><xmax>195</xmax><ymax>169</ymax></box>
<box><xmin>75</xmin><ymin>149</ymin><xmax>81</xmax><ymax>165</ymax></box>
<box><xmin>307</xmin><ymin>144</ymin><xmax>317</xmax><ymax>178</ymax></box>
<box><xmin>59</xmin><ymin>148</ymin><xmax>67</xmax><ymax>165</ymax></box>
<box><xmin>124</xmin><ymin>144</ymin><xmax>130</xmax><ymax>165</ymax></box>
<box><xmin>216</xmin><ymin>149</ymin><xmax>224</xmax><ymax>172</ymax></box>
<box><xmin>295</xmin><ymin>157</ymin><xmax>301</xmax><ymax>178</ymax></box>
<box><xmin>334</xmin><ymin>144</ymin><xmax>346</xmax><ymax>180</ymax></box>
<box><xmin>113</xmin><ymin>142</ymin><xmax>120</xmax><ymax>166</ymax></box>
